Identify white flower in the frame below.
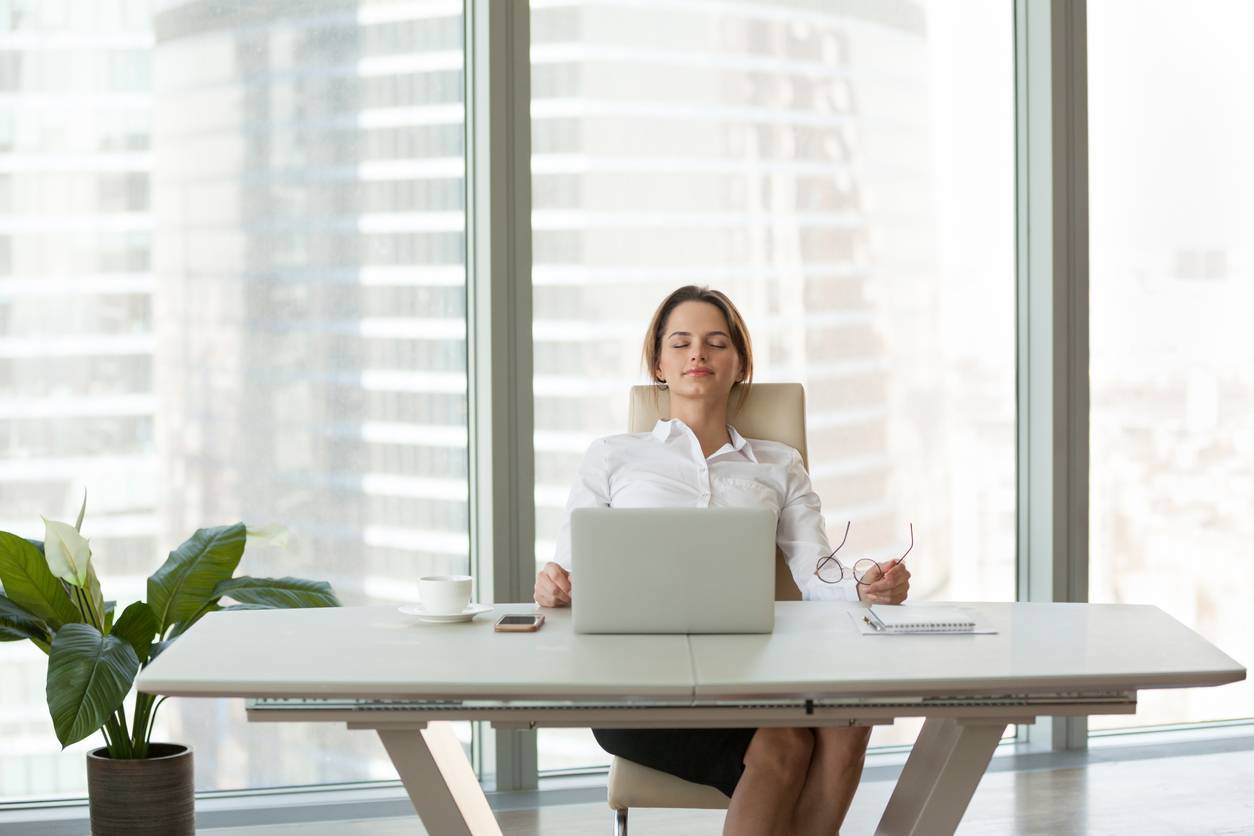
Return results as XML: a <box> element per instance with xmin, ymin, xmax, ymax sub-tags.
<box><xmin>43</xmin><ymin>517</ymin><xmax>92</xmax><ymax>587</ymax></box>
<box><xmin>246</xmin><ymin>524</ymin><xmax>290</xmax><ymax>548</ymax></box>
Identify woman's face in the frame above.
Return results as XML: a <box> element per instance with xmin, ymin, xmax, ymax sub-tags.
<box><xmin>655</xmin><ymin>301</ymin><xmax>743</xmax><ymax>402</ymax></box>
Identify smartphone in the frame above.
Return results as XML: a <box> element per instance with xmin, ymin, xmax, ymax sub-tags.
<box><xmin>494</xmin><ymin>614</ymin><xmax>545</xmax><ymax>633</ymax></box>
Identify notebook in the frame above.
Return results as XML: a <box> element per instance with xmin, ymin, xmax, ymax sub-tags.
<box><xmin>860</xmin><ymin>605</ymin><xmax>981</xmax><ymax>634</ymax></box>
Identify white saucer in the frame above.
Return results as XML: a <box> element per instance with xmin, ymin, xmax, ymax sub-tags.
<box><xmin>398</xmin><ymin>602</ymin><xmax>493</xmax><ymax>623</ymax></box>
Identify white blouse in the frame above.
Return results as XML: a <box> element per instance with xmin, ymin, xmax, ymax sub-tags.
<box><xmin>552</xmin><ymin>417</ymin><xmax>859</xmax><ymax>601</ymax></box>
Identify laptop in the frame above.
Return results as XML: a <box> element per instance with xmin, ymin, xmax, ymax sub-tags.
<box><xmin>571</xmin><ymin>507</ymin><xmax>777</xmax><ymax>634</ymax></box>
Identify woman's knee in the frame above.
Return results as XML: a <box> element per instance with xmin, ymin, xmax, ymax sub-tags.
<box><xmin>815</xmin><ymin>725</ymin><xmax>871</xmax><ymax>764</ymax></box>
<box><xmin>743</xmin><ymin>727</ymin><xmax>815</xmax><ymax>782</ymax></box>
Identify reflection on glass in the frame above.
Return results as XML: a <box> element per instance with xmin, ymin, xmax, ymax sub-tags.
<box><xmin>0</xmin><ymin>0</ymin><xmax>469</xmax><ymax>801</ymax></box>
<box><xmin>1088</xmin><ymin>0</ymin><xmax>1254</xmax><ymax>731</ymax></box>
<box><xmin>530</xmin><ymin>0</ymin><xmax>1014</xmax><ymax>771</ymax></box>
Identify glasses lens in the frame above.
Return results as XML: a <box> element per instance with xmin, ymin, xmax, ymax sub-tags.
<box><xmin>853</xmin><ymin>558</ymin><xmax>881</xmax><ymax>584</ymax></box>
<box><xmin>816</xmin><ymin>556</ymin><xmax>844</xmax><ymax>584</ymax></box>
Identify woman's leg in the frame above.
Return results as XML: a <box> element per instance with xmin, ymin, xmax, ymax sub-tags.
<box><xmin>724</xmin><ymin>728</ymin><xmax>815</xmax><ymax>836</ymax></box>
<box><xmin>790</xmin><ymin>725</ymin><xmax>872</xmax><ymax>835</ymax></box>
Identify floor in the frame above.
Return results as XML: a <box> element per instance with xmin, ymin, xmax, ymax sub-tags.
<box><xmin>204</xmin><ymin>745</ymin><xmax>1254</xmax><ymax>835</ymax></box>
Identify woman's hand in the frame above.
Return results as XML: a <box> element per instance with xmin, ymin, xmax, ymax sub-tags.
<box><xmin>534</xmin><ymin>561</ymin><xmax>572</xmax><ymax>608</ymax></box>
<box><xmin>856</xmin><ymin>559</ymin><xmax>910</xmax><ymax>605</ymax></box>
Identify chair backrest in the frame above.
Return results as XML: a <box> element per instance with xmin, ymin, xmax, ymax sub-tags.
<box><xmin>627</xmin><ymin>382</ymin><xmax>806</xmax><ymax>601</ymax></box>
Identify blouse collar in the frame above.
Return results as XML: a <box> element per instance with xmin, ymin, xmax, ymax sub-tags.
<box><xmin>651</xmin><ymin>418</ymin><xmax>757</xmax><ymax>462</ymax></box>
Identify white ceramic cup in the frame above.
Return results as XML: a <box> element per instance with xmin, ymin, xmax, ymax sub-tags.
<box><xmin>419</xmin><ymin>575</ymin><xmax>473</xmax><ymax>615</ymax></box>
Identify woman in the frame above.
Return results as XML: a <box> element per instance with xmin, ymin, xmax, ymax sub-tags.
<box><xmin>534</xmin><ymin>285</ymin><xmax>911</xmax><ymax>835</ymax></box>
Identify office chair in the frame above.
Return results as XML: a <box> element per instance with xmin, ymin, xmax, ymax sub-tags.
<box><xmin>606</xmin><ymin>382</ymin><xmax>808</xmax><ymax>835</ymax></box>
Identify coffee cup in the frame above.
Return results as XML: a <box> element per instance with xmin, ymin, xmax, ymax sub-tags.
<box><xmin>419</xmin><ymin>575</ymin><xmax>473</xmax><ymax>615</ymax></box>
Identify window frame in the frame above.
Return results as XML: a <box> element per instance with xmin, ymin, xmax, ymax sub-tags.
<box><xmin>1013</xmin><ymin>0</ymin><xmax>1090</xmax><ymax>753</ymax></box>
<box><xmin>465</xmin><ymin>0</ymin><xmax>539</xmax><ymax>790</ymax></box>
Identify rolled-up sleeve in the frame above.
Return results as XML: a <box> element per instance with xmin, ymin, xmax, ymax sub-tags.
<box><xmin>552</xmin><ymin>438</ymin><xmax>612</xmax><ymax>573</ymax></box>
<box><xmin>777</xmin><ymin>449</ymin><xmax>860</xmax><ymax>602</ymax></box>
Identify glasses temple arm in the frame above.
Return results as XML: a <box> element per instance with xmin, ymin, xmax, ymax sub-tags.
<box><xmin>895</xmin><ymin>522</ymin><xmax>914</xmax><ymax>564</ymax></box>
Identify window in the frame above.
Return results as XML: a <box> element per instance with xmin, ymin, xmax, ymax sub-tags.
<box><xmin>0</xmin><ymin>0</ymin><xmax>470</xmax><ymax>801</ymax></box>
<box><xmin>530</xmin><ymin>0</ymin><xmax>1014</xmax><ymax>772</ymax></box>
<box><xmin>1088</xmin><ymin>0</ymin><xmax>1254</xmax><ymax>732</ymax></box>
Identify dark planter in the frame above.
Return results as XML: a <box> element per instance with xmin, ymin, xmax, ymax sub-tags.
<box><xmin>86</xmin><ymin>743</ymin><xmax>194</xmax><ymax>836</ymax></box>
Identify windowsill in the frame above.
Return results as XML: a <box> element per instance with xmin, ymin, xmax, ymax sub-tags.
<box><xmin>1090</xmin><ymin>717</ymin><xmax>1254</xmax><ymax>748</ymax></box>
<box><xmin>0</xmin><ymin>776</ymin><xmax>612</xmax><ymax>835</ymax></box>
<box><xmin>4</xmin><ymin>721</ymin><xmax>1252</xmax><ymax>835</ymax></box>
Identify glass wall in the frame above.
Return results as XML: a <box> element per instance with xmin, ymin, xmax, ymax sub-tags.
<box><xmin>0</xmin><ymin>0</ymin><xmax>470</xmax><ymax>800</ymax></box>
<box><xmin>530</xmin><ymin>0</ymin><xmax>1015</xmax><ymax>771</ymax></box>
<box><xmin>1088</xmin><ymin>0</ymin><xmax>1254</xmax><ymax>731</ymax></box>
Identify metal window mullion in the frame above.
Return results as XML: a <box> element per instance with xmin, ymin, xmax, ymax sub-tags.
<box><xmin>1015</xmin><ymin>0</ymin><xmax>1090</xmax><ymax>752</ymax></box>
<box><xmin>465</xmin><ymin>0</ymin><xmax>537</xmax><ymax>791</ymax></box>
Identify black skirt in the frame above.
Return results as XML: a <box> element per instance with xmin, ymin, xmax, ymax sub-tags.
<box><xmin>593</xmin><ymin>727</ymin><xmax>758</xmax><ymax>798</ymax></box>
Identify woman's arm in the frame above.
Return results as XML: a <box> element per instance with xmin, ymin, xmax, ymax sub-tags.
<box><xmin>776</xmin><ymin>449</ymin><xmax>861</xmax><ymax>602</ymax></box>
<box><xmin>536</xmin><ymin>438</ymin><xmax>612</xmax><ymax>607</ymax></box>
<box><xmin>777</xmin><ymin>449</ymin><xmax>911</xmax><ymax>604</ymax></box>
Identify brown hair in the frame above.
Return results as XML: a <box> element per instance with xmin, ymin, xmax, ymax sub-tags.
<box><xmin>642</xmin><ymin>285</ymin><xmax>754</xmax><ymax>411</ymax></box>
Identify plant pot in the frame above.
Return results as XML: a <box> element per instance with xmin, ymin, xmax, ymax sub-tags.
<box><xmin>86</xmin><ymin>743</ymin><xmax>194</xmax><ymax>836</ymax></box>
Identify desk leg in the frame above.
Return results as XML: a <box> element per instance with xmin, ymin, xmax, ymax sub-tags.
<box><xmin>376</xmin><ymin>723</ymin><xmax>503</xmax><ymax>836</ymax></box>
<box><xmin>875</xmin><ymin>717</ymin><xmax>1006</xmax><ymax>836</ymax></box>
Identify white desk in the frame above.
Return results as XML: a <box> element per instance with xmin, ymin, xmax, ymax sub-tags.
<box><xmin>137</xmin><ymin>601</ymin><xmax>1244</xmax><ymax>836</ymax></box>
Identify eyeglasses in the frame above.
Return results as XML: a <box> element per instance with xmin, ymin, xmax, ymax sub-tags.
<box><xmin>814</xmin><ymin>522</ymin><xmax>914</xmax><ymax>586</ymax></box>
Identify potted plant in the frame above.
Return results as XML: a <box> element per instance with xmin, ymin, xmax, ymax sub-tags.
<box><xmin>0</xmin><ymin>496</ymin><xmax>340</xmax><ymax>836</ymax></box>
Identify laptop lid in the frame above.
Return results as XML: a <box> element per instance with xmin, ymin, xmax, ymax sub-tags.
<box><xmin>571</xmin><ymin>507</ymin><xmax>776</xmax><ymax>634</ymax></box>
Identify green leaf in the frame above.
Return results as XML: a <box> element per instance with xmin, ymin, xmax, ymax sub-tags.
<box><xmin>83</xmin><ymin>564</ymin><xmax>106</xmax><ymax>628</ymax></box>
<box><xmin>212</xmin><ymin>576</ymin><xmax>341</xmax><ymax>609</ymax></box>
<box><xmin>75</xmin><ymin>489</ymin><xmax>87</xmax><ymax>533</ymax></box>
<box><xmin>147</xmin><ymin>523</ymin><xmax>246</xmax><ymax>634</ymax></box>
<box><xmin>64</xmin><ymin>567</ymin><xmax>106</xmax><ymax>631</ymax></box>
<box><xmin>0</xmin><ymin>532</ymin><xmax>81</xmax><ymax>630</ymax></box>
<box><xmin>1</xmin><ymin>593</ymin><xmax>51</xmax><ymax>643</ymax></box>
<box><xmin>47</xmin><ymin>623</ymin><xmax>139</xmax><ymax>748</ymax></box>
<box><xmin>110</xmin><ymin>601</ymin><xmax>158</xmax><ymax>665</ymax></box>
